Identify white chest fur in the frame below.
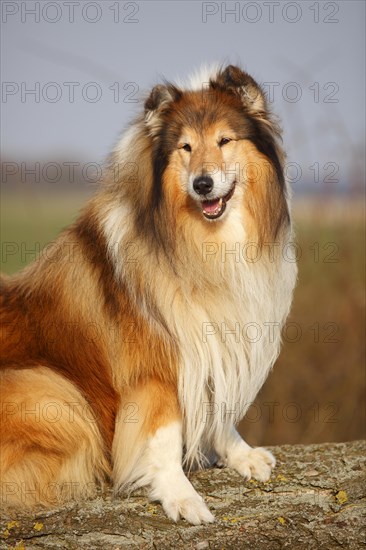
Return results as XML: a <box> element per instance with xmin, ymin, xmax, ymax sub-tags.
<box><xmin>170</xmin><ymin>239</ymin><xmax>297</xmax><ymax>468</ymax></box>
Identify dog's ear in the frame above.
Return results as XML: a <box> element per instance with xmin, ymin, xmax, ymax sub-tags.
<box><xmin>211</xmin><ymin>65</ymin><xmax>266</xmax><ymax>115</ymax></box>
<box><xmin>144</xmin><ymin>84</ymin><xmax>182</xmax><ymax>135</ymax></box>
<box><xmin>144</xmin><ymin>84</ymin><xmax>181</xmax><ymax>112</ymax></box>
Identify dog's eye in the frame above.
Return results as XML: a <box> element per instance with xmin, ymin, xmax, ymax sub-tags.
<box><xmin>218</xmin><ymin>137</ymin><xmax>231</xmax><ymax>147</ymax></box>
<box><xmin>182</xmin><ymin>143</ymin><xmax>192</xmax><ymax>152</ymax></box>
<box><xmin>219</xmin><ymin>138</ymin><xmax>231</xmax><ymax>147</ymax></box>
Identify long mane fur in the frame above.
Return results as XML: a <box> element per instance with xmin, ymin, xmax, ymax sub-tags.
<box><xmin>98</xmin><ymin>65</ymin><xmax>297</xmax><ymax>470</ymax></box>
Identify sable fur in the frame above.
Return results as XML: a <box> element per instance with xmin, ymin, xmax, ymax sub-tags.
<box><xmin>0</xmin><ymin>64</ymin><xmax>297</xmax><ymax>522</ymax></box>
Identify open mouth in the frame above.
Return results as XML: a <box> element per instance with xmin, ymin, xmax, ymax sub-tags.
<box><xmin>200</xmin><ymin>184</ymin><xmax>236</xmax><ymax>220</ymax></box>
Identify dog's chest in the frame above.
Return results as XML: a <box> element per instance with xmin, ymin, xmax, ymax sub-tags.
<box><xmin>175</xmin><ymin>258</ymin><xmax>295</xmax><ymax>429</ymax></box>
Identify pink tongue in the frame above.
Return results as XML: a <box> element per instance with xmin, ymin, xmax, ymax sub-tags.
<box><xmin>202</xmin><ymin>199</ymin><xmax>220</xmax><ymax>213</ymax></box>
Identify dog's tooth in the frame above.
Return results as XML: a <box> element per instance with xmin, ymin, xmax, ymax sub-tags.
<box><xmin>202</xmin><ymin>197</ymin><xmax>225</xmax><ymax>218</ymax></box>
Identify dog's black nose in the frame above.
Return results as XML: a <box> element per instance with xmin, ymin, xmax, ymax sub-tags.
<box><xmin>193</xmin><ymin>176</ymin><xmax>214</xmax><ymax>195</ymax></box>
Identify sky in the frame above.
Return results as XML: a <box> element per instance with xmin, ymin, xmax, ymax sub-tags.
<box><xmin>1</xmin><ymin>0</ymin><xmax>365</xmax><ymax>192</ymax></box>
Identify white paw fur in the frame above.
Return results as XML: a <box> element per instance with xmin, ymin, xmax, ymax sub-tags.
<box><xmin>120</xmin><ymin>422</ymin><xmax>215</xmax><ymax>525</ymax></box>
<box><xmin>150</xmin><ymin>466</ymin><xmax>214</xmax><ymax>525</ymax></box>
<box><xmin>228</xmin><ymin>446</ymin><xmax>276</xmax><ymax>482</ymax></box>
<box><xmin>160</xmin><ymin>493</ymin><xmax>214</xmax><ymax>525</ymax></box>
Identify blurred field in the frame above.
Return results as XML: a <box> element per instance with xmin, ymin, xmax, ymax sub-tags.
<box><xmin>1</xmin><ymin>192</ymin><xmax>89</xmax><ymax>274</ymax></box>
<box><xmin>242</xmin><ymin>198</ymin><xmax>365</xmax><ymax>446</ymax></box>
<box><xmin>1</xmin><ymin>192</ymin><xmax>365</xmax><ymax>446</ymax></box>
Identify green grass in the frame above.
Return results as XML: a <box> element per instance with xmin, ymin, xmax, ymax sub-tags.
<box><xmin>1</xmin><ymin>193</ymin><xmax>87</xmax><ymax>274</ymax></box>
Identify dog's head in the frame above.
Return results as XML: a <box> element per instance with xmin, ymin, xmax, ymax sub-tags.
<box><xmin>142</xmin><ymin>65</ymin><xmax>289</xmax><ymax>243</ymax></box>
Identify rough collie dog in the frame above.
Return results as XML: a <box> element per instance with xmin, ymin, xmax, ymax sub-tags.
<box><xmin>0</xmin><ymin>64</ymin><xmax>297</xmax><ymax>524</ymax></box>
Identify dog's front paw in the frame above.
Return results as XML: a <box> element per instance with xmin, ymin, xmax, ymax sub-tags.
<box><xmin>162</xmin><ymin>493</ymin><xmax>214</xmax><ymax>525</ymax></box>
<box><xmin>228</xmin><ymin>447</ymin><xmax>276</xmax><ymax>482</ymax></box>
<box><xmin>150</xmin><ymin>470</ymin><xmax>215</xmax><ymax>525</ymax></box>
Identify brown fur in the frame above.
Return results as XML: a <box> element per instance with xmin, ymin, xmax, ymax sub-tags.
<box><xmin>0</xmin><ymin>64</ymin><xmax>291</xmax><ymax>509</ymax></box>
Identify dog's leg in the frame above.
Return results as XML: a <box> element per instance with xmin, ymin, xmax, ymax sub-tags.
<box><xmin>144</xmin><ymin>420</ymin><xmax>215</xmax><ymax>524</ymax></box>
<box><xmin>112</xmin><ymin>379</ymin><xmax>214</xmax><ymax>524</ymax></box>
<box><xmin>0</xmin><ymin>367</ymin><xmax>109</xmax><ymax>508</ymax></box>
<box><xmin>215</xmin><ymin>426</ymin><xmax>275</xmax><ymax>482</ymax></box>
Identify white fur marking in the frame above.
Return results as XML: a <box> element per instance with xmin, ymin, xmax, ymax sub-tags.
<box><xmin>217</xmin><ymin>426</ymin><xmax>276</xmax><ymax>482</ymax></box>
<box><xmin>176</xmin><ymin>63</ymin><xmax>223</xmax><ymax>91</ymax></box>
<box><xmin>114</xmin><ymin>421</ymin><xmax>214</xmax><ymax>524</ymax></box>
<box><xmin>188</xmin><ymin>169</ymin><xmax>236</xmax><ymax>202</ymax></box>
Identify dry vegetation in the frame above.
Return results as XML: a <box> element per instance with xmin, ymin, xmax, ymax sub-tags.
<box><xmin>241</xmin><ymin>198</ymin><xmax>365</xmax><ymax>445</ymax></box>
